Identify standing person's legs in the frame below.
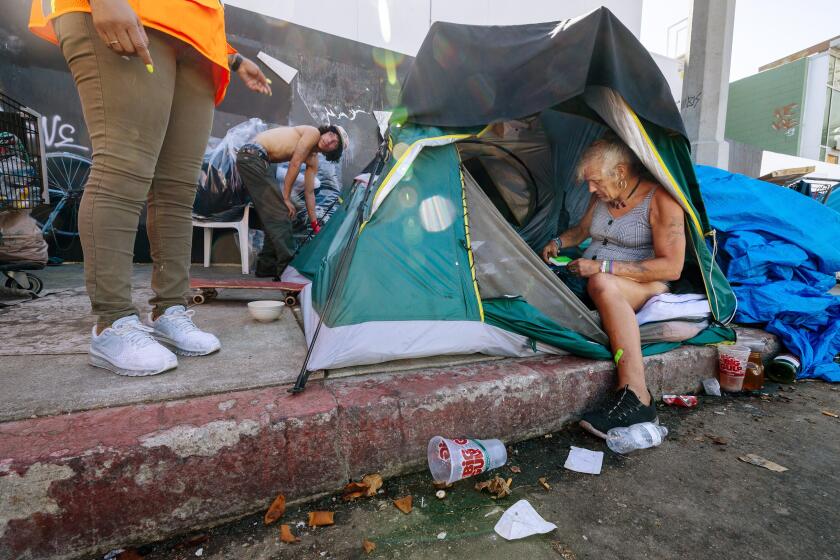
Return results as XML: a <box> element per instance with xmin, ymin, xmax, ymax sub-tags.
<box><xmin>146</xmin><ymin>44</ymin><xmax>214</xmax><ymax>316</ymax></box>
<box><xmin>54</xmin><ymin>14</ymin><xmax>177</xmax><ymax>330</ymax></box>
<box><xmin>237</xmin><ymin>148</ymin><xmax>296</xmax><ymax>277</ymax></box>
<box><xmin>143</xmin><ymin>43</ymin><xmax>220</xmax><ymax>356</ymax></box>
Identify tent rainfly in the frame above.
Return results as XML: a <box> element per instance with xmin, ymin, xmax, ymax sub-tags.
<box><xmin>284</xmin><ymin>7</ymin><xmax>737</xmax><ymax>372</ymax></box>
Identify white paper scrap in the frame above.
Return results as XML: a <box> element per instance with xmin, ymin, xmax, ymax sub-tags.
<box><xmin>256</xmin><ymin>51</ymin><xmax>299</xmax><ymax>84</ymax></box>
<box><xmin>494</xmin><ymin>500</ymin><xmax>557</xmax><ymax>540</ymax></box>
<box><xmin>373</xmin><ymin>110</ymin><xmax>393</xmax><ymax>137</ymax></box>
<box><xmin>564</xmin><ymin>446</ymin><xmax>603</xmax><ymax>475</ymax></box>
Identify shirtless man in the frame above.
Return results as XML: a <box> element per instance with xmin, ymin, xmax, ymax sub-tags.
<box><xmin>236</xmin><ymin>124</ymin><xmax>349</xmax><ymax>277</ymax></box>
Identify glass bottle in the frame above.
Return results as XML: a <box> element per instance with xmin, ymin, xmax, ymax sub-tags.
<box><xmin>742</xmin><ymin>356</ymin><xmax>764</xmax><ymax>391</ymax></box>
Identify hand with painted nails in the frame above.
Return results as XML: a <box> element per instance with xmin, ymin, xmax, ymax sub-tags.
<box><xmin>89</xmin><ymin>0</ymin><xmax>154</xmax><ymax>71</ymax></box>
<box><xmin>236</xmin><ymin>57</ymin><xmax>272</xmax><ymax>96</ymax></box>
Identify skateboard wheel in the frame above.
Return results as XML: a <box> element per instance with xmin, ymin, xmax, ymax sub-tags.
<box><xmin>284</xmin><ymin>295</ymin><xmax>297</xmax><ymax>307</ymax></box>
<box><xmin>192</xmin><ymin>293</ymin><xmax>206</xmax><ymax>305</ymax></box>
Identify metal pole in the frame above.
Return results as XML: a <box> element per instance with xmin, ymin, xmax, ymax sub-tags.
<box><xmin>289</xmin><ymin>142</ymin><xmax>389</xmax><ymax>393</ymax></box>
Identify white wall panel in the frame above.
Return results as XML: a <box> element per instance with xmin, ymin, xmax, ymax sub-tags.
<box><xmin>356</xmin><ymin>0</ymin><xmax>431</xmax><ymax>54</ymax></box>
<box><xmin>800</xmin><ymin>54</ymin><xmax>830</xmax><ymax>160</ymax></box>
<box><xmin>227</xmin><ymin>0</ymin><xmax>644</xmax><ymax>55</ymax></box>
<box><xmin>431</xmin><ymin>1</ymin><xmax>490</xmax><ymax>26</ymax></box>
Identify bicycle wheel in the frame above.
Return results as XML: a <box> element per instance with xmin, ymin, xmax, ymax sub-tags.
<box><xmin>32</xmin><ymin>152</ymin><xmax>91</xmax><ymax>240</ymax></box>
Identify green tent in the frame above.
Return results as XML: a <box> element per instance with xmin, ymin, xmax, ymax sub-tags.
<box><xmin>286</xmin><ymin>8</ymin><xmax>736</xmax><ymax>371</ymax></box>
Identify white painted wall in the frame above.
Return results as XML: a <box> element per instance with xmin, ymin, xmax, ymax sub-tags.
<box><xmin>226</xmin><ymin>0</ymin><xmax>642</xmax><ymax>56</ymax></box>
<box><xmin>800</xmin><ymin>53</ymin><xmax>830</xmax><ymax>160</ymax></box>
<box><xmin>224</xmin><ymin>1</ymin><xmax>694</xmax><ymax>106</ymax></box>
<box><xmin>651</xmin><ymin>52</ymin><xmax>683</xmax><ymax>103</ymax></box>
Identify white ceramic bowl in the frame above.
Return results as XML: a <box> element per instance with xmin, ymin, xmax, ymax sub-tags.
<box><xmin>247</xmin><ymin>300</ymin><xmax>285</xmax><ymax>322</ymax></box>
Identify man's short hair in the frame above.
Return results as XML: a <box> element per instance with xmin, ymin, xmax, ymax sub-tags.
<box><xmin>318</xmin><ymin>125</ymin><xmax>344</xmax><ymax>162</ymax></box>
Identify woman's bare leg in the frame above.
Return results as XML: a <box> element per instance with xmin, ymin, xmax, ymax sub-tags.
<box><xmin>587</xmin><ymin>272</ymin><xmax>668</xmax><ymax>405</ymax></box>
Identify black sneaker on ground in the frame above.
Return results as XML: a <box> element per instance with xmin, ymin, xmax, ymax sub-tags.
<box><xmin>579</xmin><ymin>385</ymin><xmax>657</xmax><ymax>439</ymax></box>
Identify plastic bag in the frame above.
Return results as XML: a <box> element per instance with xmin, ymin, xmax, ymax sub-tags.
<box><xmin>193</xmin><ymin>118</ymin><xmax>268</xmax><ymax>221</ymax></box>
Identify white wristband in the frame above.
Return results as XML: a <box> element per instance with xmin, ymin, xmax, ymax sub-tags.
<box><xmin>600</xmin><ymin>260</ymin><xmax>608</xmax><ymax>273</ymax></box>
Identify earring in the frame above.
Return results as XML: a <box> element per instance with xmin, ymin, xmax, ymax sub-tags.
<box><xmin>618</xmin><ymin>178</ymin><xmax>627</xmax><ymax>191</ymax></box>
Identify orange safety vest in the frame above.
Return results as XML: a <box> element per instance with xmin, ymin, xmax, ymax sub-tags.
<box><xmin>29</xmin><ymin>0</ymin><xmax>235</xmax><ymax>105</ymax></box>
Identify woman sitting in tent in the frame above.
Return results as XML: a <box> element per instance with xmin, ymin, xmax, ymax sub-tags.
<box><xmin>541</xmin><ymin>134</ymin><xmax>686</xmax><ymax>438</ymax></box>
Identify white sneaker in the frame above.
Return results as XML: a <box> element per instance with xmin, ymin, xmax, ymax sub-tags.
<box><xmin>149</xmin><ymin>305</ymin><xmax>221</xmax><ymax>357</ymax></box>
<box><xmin>89</xmin><ymin>315</ymin><xmax>178</xmax><ymax>377</ymax></box>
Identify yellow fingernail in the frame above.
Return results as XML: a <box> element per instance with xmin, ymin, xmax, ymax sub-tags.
<box><xmin>146</xmin><ymin>64</ymin><xmax>154</xmax><ymax>74</ymax></box>
<box><xmin>266</xmin><ymin>78</ymin><xmax>272</xmax><ymax>84</ymax></box>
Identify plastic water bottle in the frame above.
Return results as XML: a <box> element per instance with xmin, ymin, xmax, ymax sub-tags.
<box><xmin>606</xmin><ymin>422</ymin><xmax>668</xmax><ymax>454</ymax></box>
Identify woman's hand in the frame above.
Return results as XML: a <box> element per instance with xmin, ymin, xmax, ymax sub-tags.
<box><xmin>541</xmin><ymin>239</ymin><xmax>559</xmax><ymax>263</ymax></box>
<box><xmin>236</xmin><ymin>57</ymin><xmax>272</xmax><ymax>96</ymax></box>
<box><xmin>568</xmin><ymin>258</ymin><xmax>601</xmax><ymax>278</ymax></box>
<box><xmin>90</xmin><ymin>0</ymin><xmax>153</xmax><ymax>69</ymax></box>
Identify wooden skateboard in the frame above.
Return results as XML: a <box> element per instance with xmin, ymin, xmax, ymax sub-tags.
<box><xmin>189</xmin><ymin>278</ymin><xmax>306</xmax><ymax>306</ymax></box>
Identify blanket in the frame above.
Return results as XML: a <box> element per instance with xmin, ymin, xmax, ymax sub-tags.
<box><xmin>696</xmin><ymin>165</ymin><xmax>840</xmax><ymax>381</ymax></box>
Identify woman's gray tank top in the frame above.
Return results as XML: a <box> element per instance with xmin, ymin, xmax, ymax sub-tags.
<box><xmin>582</xmin><ymin>186</ymin><xmax>658</xmax><ymax>262</ymax></box>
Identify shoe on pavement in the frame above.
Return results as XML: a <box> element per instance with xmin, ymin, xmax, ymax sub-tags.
<box><xmin>149</xmin><ymin>305</ymin><xmax>221</xmax><ymax>357</ymax></box>
<box><xmin>579</xmin><ymin>385</ymin><xmax>657</xmax><ymax>439</ymax></box>
<box><xmin>89</xmin><ymin>315</ymin><xmax>178</xmax><ymax>377</ymax></box>
<box><xmin>254</xmin><ymin>260</ymin><xmax>279</xmax><ymax>279</ymax></box>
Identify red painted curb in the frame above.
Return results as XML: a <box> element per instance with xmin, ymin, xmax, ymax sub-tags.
<box><xmin>0</xmin><ymin>342</ymin><xmax>768</xmax><ymax>559</ymax></box>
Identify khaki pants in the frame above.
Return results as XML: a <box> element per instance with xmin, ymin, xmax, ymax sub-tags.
<box><xmin>54</xmin><ymin>13</ymin><xmax>215</xmax><ymax>327</ymax></box>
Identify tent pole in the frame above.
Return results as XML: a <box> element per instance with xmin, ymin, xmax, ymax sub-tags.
<box><xmin>289</xmin><ymin>140</ymin><xmax>390</xmax><ymax>393</ymax></box>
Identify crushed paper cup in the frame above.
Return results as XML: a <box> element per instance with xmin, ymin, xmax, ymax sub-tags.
<box><xmin>662</xmin><ymin>395</ymin><xmax>699</xmax><ymax>408</ymax></box>
<box><xmin>494</xmin><ymin>499</ymin><xmax>557</xmax><ymax>540</ymax></box>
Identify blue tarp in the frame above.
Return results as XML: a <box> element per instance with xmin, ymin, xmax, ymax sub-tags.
<box><xmin>696</xmin><ymin>165</ymin><xmax>840</xmax><ymax>382</ymax></box>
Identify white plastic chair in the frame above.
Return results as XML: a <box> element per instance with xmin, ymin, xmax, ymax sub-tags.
<box><xmin>192</xmin><ymin>204</ymin><xmax>250</xmax><ymax>274</ymax></box>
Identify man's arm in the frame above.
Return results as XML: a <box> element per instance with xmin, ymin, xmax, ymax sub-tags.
<box><xmin>282</xmin><ymin>129</ymin><xmax>319</xmax><ymax>217</ymax></box>
<box><xmin>303</xmin><ymin>153</ymin><xmax>319</xmax><ymax>225</ymax></box>
<box><xmin>610</xmin><ymin>189</ymin><xmax>686</xmax><ymax>282</ymax></box>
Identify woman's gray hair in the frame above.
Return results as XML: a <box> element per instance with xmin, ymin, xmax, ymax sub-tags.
<box><xmin>575</xmin><ymin>135</ymin><xmax>642</xmax><ymax>182</ymax></box>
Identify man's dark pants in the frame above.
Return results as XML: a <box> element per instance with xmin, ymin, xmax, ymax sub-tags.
<box><xmin>236</xmin><ymin>144</ymin><xmax>296</xmax><ymax>277</ymax></box>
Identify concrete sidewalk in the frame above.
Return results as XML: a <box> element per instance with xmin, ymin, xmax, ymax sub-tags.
<box><xmin>0</xmin><ymin>264</ymin><xmax>780</xmax><ymax>560</ymax></box>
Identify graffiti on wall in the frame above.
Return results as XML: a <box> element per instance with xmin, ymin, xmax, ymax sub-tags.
<box><xmin>294</xmin><ymin>55</ymin><xmax>382</xmax><ymax>126</ymax></box>
<box><xmin>771</xmin><ymin>103</ymin><xmax>798</xmax><ymax>137</ymax></box>
<box><xmin>681</xmin><ymin>91</ymin><xmax>702</xmax><ymax>110</ymax></box>
<box><xmin>40</xmin><ymin>114</ymin><xmax>89</xmax><ymax>152</ymax></box>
